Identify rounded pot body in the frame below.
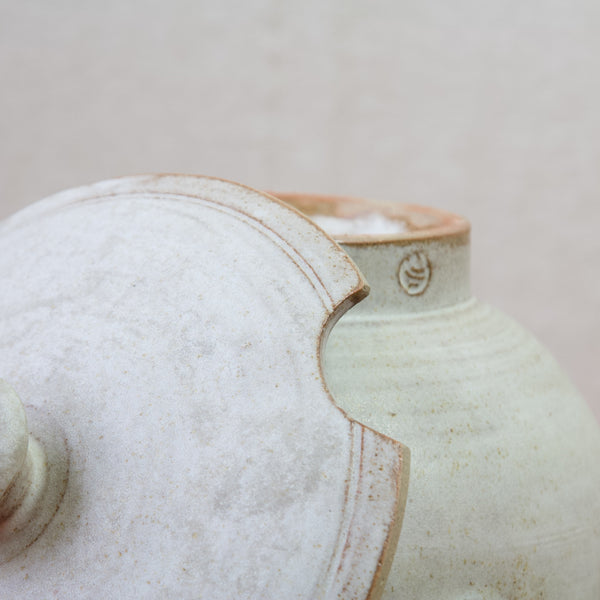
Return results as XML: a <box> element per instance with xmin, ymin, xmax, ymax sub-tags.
<box><xmin>275</xmin><ymin>193</ymin><xmax>600</xmax><ymax>600</ymax></box>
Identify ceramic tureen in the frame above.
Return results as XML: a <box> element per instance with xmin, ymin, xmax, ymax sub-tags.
<box><xmin>276</xmin><ymin>191</ymin><xmax>600</xmax><ymax>600</ymax></box>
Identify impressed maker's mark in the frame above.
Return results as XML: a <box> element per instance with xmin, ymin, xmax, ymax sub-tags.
<box><xmin>398</xmin><ymin>251</ymin><xmax>431</xmax><ymax>296</ymax></box>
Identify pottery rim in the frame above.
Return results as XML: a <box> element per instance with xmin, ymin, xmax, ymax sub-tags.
<box><xmin>268</xmin><ymin>192</ymin><xmax>470</xmax><ymax>246</ymax></box>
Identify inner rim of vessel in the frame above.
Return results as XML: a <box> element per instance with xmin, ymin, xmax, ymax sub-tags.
<box><xmin>270</xmin><ymin>192</ymin><xmax>470</xmax><ymax>244</ymax></box>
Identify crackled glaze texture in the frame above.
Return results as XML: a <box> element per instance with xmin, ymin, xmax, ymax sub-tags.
<box><xmin>0</xmin><ymin>176</ymin><xmax>409</xmax><ymax>599</ymax></box>
<box><xmin>276</xmin><ymin>192</ymin><xmax>600</xmax><ymax>600</ymax></box>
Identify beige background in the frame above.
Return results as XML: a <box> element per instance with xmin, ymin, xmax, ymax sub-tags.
<box><xmin>1</xmin><ymin>1</ymin><xmax>598</xmax><ymax>420</ymax></box>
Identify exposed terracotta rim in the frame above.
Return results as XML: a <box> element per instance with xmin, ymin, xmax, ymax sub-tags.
<box><xmin>268</xmin><ymin>191</ymin><xmax>470</xmax><ymax>245</ymax></box>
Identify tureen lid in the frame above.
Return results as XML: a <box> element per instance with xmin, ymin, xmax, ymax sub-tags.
<box><xmin>0</xmin><ymin>175</ymin><xmax>408</xmax><ymax>599</ymax></box>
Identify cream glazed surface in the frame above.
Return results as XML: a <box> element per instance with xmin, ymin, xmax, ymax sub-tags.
<box><xmin>0</xmin><ymin>176</ymin><xmax>409</xmax><ymax>600</ymax></box>
<box><xmin>275</xmin><ymin>192</ymin><xmax>600</xmax><ymax>600</ymax></box>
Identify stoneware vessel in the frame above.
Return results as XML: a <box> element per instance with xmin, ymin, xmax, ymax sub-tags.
<box><xmin>0</xmin><ymin>176</ymin><xmax>409</xmax><ymax>599</ymax></box>
<box><xmin>275</xmin><ymin>192</ymin><xmax>600</xmax><ymax>600</ymax></box>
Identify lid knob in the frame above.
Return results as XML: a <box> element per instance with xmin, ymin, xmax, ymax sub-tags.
<box><xmin>0</xmin><ymin>380</ymin><xmax>68</xmax><ymax>564</ymax></box>
<box><xmin>0</xmin><ymin>380</ymin><xmax>30</xmax><ymax>521</ymax></box>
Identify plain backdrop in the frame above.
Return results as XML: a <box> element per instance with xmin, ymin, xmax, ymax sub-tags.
<box><xmin>1</xmin><ymin>0</ymin><xmax>598</xmax><ymax>420</ymax></box>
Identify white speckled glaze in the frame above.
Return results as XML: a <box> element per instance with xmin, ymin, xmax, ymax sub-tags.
<box><xmin>0</xmin><ymin>176</ymin><xmax>409</xmax><ymax>599</ymax></box>
<box><xmin>276</xmin><ymin>193</ymin><xmax>600</xmax><ymax>600</ymax></box>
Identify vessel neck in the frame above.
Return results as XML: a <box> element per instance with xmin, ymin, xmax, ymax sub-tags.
<box><xmin>340</xmin><ymin>235</ymin><xmax>471</xmax><ymax>316</ymax></box>
<box><xmin>268</xmin><ymin>192</ymin><xmax>471</xmax><ymax>315</ymax></box>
